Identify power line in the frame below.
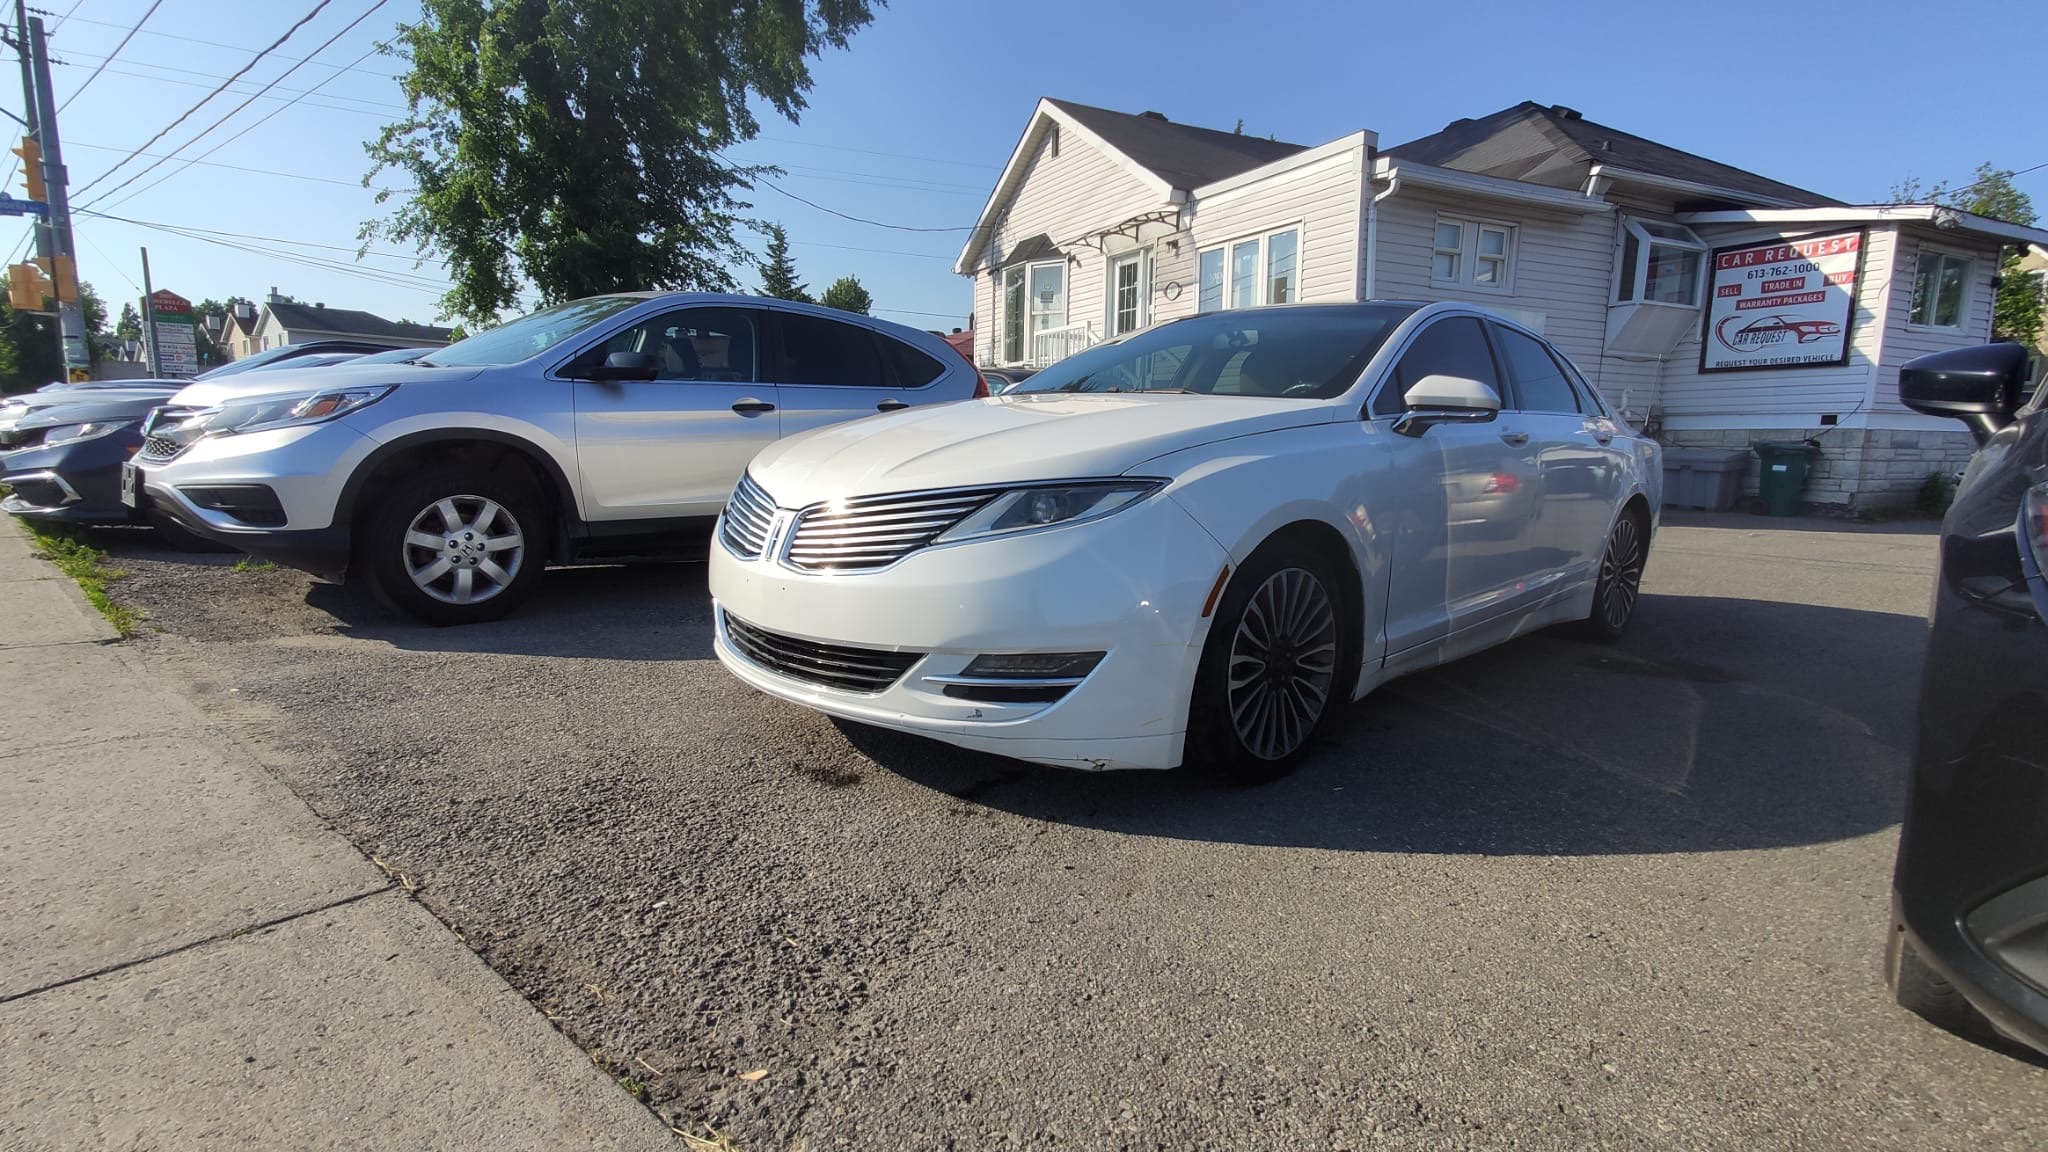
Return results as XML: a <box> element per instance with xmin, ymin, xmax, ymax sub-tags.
<box><xmin>55</xmin><ymin>49</ymin><xmax>406</xmax><ymax>114</ymax></box>
<box><xmin>754</xmin><ymin>134</ymin><xmax>1001</xmax><ymax>172</ymax></box>
<box><xmin>64</xmin><ymin>139</ymin><xmax>405</xmax><ymax>192</ymax></box>
<box><xmin>752</xmin><ymin>176</ymin><xmax>973</xmax><ymax>233</ymax></box>
<box><xmin>55</xmin><ymin>12</ymin><xmax>406</xmax><ymax>80</ymax></box>
<box><xmin>873</xmin><ymin>306</ymin><xmax>967</xmax><ymax>320</ymax></box>
<box><xmin>76</xmin><ymin>228</ymin><xmax>142</xmax><ymax>293</ymax></box>
<box><xmin>786</xmin><ymin>238</ymin><xmax>953</xmax><ymax>261</ymax></box>
<box><xmin>77</xmin><ymin>207</ymin><xmax>444</xmax><ymax>267</ymax></box>
<box><xmin>83</xmin><ymin>0</ymin><xmax>390</xmax><ymax>211</ymax></box>
<box><xmin>56</xmin><ymin>0</ymin><xmax>163</xmax><ymax>113</ymax></box>
<box><xmin>71</xmin><ymin>0</ymin><xmax>336</xmax><ymax>200</ymax></box>
<box><xmin>86</xmin><ymin>210</ymin><xmax>450</xmax><ymax>297</ymax></box>
<box><xmin>48</xmin><ymin>0</ymin><xmax>84</xmax><ymax>33</ymax></box>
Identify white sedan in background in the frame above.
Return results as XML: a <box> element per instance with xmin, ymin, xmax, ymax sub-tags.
<box><xmin>710</xmin><ymin>302</ymin><xmax>1661</xmax><ymax>783</ymax></box>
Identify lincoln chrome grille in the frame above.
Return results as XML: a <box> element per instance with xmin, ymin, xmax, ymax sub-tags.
<box><xmin>723</xmin><ymin>612</ymin><xmax>923</xmax><ymax>693</ymax></box>
<box><xmin>720</xmin><ymin>473</ymin><xmax>777</xmax><ymax>558</ymax></box>
<box><xmin>784</xmin><ymin>486</ymin><xmax>1005</xmax><ymax>572</ymax></box>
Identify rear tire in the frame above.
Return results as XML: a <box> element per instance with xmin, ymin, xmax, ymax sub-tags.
<box><xmin>1183</xmin><ymin>543</ymin><xmax>1355</xmax><ymax>785</ymax></box>
<box><xmin>360</xmin><ymin>465</ymin><xmax>547</xmax><ymax>626</ymax></box>
<box><xmin>1578</xmin><ymin>506</ymin><xmax>1648</xmax><ymax>643</ymax></box>
<box><xmin>1888</xmin><ymin>923</ymin><xmax>1998</xmax><ymax>1044</ymax></box>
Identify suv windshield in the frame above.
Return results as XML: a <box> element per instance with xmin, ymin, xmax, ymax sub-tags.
<box><xmin>1009</xmin><ymin>304</ymin><xmax>1417</xmax><ymax>400</ymax></box>
<box><xmin>420</xmin><ymin>296</ymin><xmax>646</xmax><ymax>368</ymax></box>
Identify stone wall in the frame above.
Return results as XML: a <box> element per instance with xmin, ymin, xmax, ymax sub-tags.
<box><xmin>1658</xmin><ymin>427</ymin><xmax>1975</xmax><ymax>512</ymax></box>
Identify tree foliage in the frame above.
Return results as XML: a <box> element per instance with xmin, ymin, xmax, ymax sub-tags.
<box><xmin>819</xmin><ymin>274</ymin><xmax>871</xmax><ymax>315</ymax></box>
<box><xmin>1892</xmin><ymin>164</ymin><xmax>2042</xmax><ymax>346</ymax></box>
<box><xmin>115</xmin><ymin>302</ymin><xmax>142</xmax><ymax>341</ymax></box>
<box><xmin>365</xmin><ymin>0</ymin><xmax>879</xmax><ymax>326</ymax></box>
<box><xmin>758</xmin><ymin>223</ymin><xmax>810</xmax><ymax>302</ymax></box>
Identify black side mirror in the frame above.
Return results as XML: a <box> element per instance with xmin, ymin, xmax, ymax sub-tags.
<box><xmin>579</xmin><ymin>350</ymin><xmax>659</xmax><ymax>382</ymax></box>
<box><xmin>1898</xmin><ymin>343</ymin><xmax>2029</xmax><ymax>446</ymax></box>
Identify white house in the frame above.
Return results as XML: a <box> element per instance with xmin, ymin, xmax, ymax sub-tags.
<box><xmin>234</xmin><ymin>289</ymin><xmax>453</xmax><ymax>356</ymax></box>
<box><xmin>957</xmin><ymin>99</ymin><xmax>2048</xmax><ymax>509</ymax></box>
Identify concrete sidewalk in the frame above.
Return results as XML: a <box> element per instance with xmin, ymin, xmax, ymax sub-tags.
<box><xmin>0</xmin><ymin>518</ymin><xmax>673</xmax><ymax>1151</ymax></box>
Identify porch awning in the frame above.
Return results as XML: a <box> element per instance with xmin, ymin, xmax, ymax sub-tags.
<box><xmin>998</xmin><ymin>233</ymin><xmax>1065</xmax><ymax>266</ymax></box>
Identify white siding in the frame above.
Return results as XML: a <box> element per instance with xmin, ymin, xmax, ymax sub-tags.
<box><xmin>1169</xmin><ymin>146</ymin><xmax>1367</xmax><ymax>323</ymax></box>
<box><xmin>1373</xmin><ymin>190</ymin><xmax>1619</xmax><ymax>398</ymax></box>
<box><xmin>1871</xmin><ymin>226</ymin><xmax>2002</xmax><ymax>413</ymax></box>
<box><xmin>1654</xmin><ymin>226</ymin><xmax>1897</xmax><ymax>422</ymax></box>
<box><xmin>973</xmin><ymin>128</ymin><xmax>1163</xmax><ymax>366</ymax></box>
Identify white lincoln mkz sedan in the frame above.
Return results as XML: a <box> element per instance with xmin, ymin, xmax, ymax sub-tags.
<box><xmin>710</xmin><ymin>302</ymin><xmax>1662</xmax><ymax>782</ymax></box>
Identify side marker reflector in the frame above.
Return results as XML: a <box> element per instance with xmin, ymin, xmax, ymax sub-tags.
<box><xmin>1201</xmin><ymin>565</ymin><xmax>1231</xmax><ymax>618</ymax></box>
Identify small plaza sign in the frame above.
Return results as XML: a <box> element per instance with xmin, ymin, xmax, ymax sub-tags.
<box><xmin>1701</xmin><ymin>229</ymin><xmax>1864</xmax><ymax>372</ymax></box>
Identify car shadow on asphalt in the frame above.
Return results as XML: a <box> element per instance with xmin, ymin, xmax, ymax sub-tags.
<box><xmin>841</xmin><ymin>592</ymin><xmax>1929</xmax><ymax>856</ymax></box>
<box><xmin>1660</xmin><ymin>509</ymin><xmax>1942</xmax><ymax>536</ymax></box>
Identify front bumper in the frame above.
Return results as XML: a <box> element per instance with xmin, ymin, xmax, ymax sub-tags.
<box><xmin>0</xmin><ymin>431</ymin><xmax>142</xmax><ymax>523</ymax></box>
<box><xmin>707</xmin><ymin>493</ymin><xmax>1230</xmax><ymax>771</ymax></box>
<box><xmin>128</xmin><ymin>420</ymin><xmax>372</xmax><ymax>575</ymax></box>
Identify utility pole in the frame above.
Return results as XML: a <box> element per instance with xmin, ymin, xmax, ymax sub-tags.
<box><xmin>7</xmin><ymin>0</ymin><xmax>58</xmax><ymax>373</ymax></box>
<box><xmin>24</xmin><ymin>15</ymin><xmax>84</xmax><ymax>375</ymax></box>
<box><xmin>139</xmin><ymin>246</ymin><xmax>158</xmax><ymax>377</ymax></box>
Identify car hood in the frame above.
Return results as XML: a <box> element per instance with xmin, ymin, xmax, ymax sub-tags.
<box><xmin>171</xmin><ymin>362</ymin><xmax>486</xmax><ymax>407</ymax></box>
<box><xmin>748</xmin><ymin>392</ymin><xmax>1337</xmax><ymax>506</ymax></box>
<box><xmin>0</xmin><ymin>387</ymin><xmax>180</xmax><ymax>431</ymax></box>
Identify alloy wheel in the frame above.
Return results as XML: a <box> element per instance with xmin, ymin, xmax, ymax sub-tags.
<box><xmin>1599</xmin><ymin>515</ymin><xmax>1645</xmax><ymax>631</ymax></box>
<box><xmin>401</xmin><ymin>495</ymin><xmax>526</xmax><ymax>605</ymax></box>
<box><xmin>1226</xmin><ymin>567</ymin><xmax>1339</xmax><ymax>761</ymax></box>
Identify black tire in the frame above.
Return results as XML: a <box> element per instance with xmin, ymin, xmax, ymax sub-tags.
<box><xmin>1887</xmin><ymin>923</ymin><xmax>1998</xmax><ymax>1044</ymax></box>
<box><xmin>146</xmin><ymin>512</ymin><xmax>235</xmax><ymax>553</ymax></box>
<box><xmin>1578</xmin><ymin>505</ymin><xmax>1648</xmax><ymax>643</ymax></box>
<box><xmin>359</xmin><ymin>464</ymin><xmax>548</xmax><ymax>626</ymax></box>
<box><xmin>1183</xmin><ymin>541</ymin><xmax>1356</xmax><ymax>785</ymax></box>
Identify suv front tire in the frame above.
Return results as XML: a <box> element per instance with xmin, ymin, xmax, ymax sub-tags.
<box><xmin>360</xmin><ymin>464</ymin><xmax>548</xmax><ymax>625</ymax></box>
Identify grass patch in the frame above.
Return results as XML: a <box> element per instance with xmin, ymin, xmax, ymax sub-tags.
<box><xmin>232</xmin><ymin>555</ymin><xmax>278</xmax><ymax>573</ymax></box>
<box><xmin>21</xmin><ymin>521</ymin><xmax>140</xmax><ymax>637</ymax></box>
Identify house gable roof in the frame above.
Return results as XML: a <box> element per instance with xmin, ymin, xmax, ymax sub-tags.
<box><xmin>1386</xmin><ymin>101</ymin><xmax>1840</xmax><ymax>209</ymax></box>
<box><xmin>265</xmin><ymin>301</ymin><xmax>453</xmax><ymax>344</ymax></box>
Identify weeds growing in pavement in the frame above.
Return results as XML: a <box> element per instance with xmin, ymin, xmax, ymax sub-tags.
<box><xmin>22</xmin><ymin>522</ymin><xmax>139</xmax><ymax>637</ymax></box>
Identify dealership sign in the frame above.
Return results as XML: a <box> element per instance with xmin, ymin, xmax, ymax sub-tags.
<box><xmin>1701</xmin><ymin>229</ymin><xmax>1864</xmax><ymax>372</ymax></box>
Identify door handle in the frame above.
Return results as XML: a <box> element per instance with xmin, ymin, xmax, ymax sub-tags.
<box><xmin>1498</xmin><ymin>430</ymin><xmax>1529</xmax><ymax>446</ymax></box>
<box><xmin>731</xmin><ymin>399</ymin><xmax>776</xmax><ymax>415</ymax></box>
<box><xmin>876</xmin><ymin>399</ymin><xmax>909</xmax><ymax>412</ymax></box>
<box><xmin>1591</xmin><ymin>429</ymin><xmax>1614</xmax><ymax>445</ymax></box>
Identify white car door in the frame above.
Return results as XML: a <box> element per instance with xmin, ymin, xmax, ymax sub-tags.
<box><xmin>1490</xmin><ymin>324</ymin><xmax>1625</xmax><ymax>585</ymax></box>
<box><xmin>1369</xmin><ymin>315</ymin><xmax>1544</xmax><ymax>658</ymax></box>
<box><xmin>568</xmin><ymin>305</ymin><xmax>780</xmax><ymax>523</ymax></box>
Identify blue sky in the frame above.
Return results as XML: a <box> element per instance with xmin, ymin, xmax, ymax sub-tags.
<box><xmin>34</xmin><ymin>0</ymin><xmax>2047</xmax><ymax>333</ymax></box>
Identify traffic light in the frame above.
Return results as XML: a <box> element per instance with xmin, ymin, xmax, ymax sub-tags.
<box><xmin>32</xmin><ymin>254</ymin><xmax>75</xmax><ymax>303</ymax></box>
<box><xmin>11</xmin><ymin>137</ymin><xmax>42</xmax><ymax>202</ymax></box>
<box><xmin>8</xmin><ymin>262</ymin><xmax>47</xmax><ymax>311</ymax></box>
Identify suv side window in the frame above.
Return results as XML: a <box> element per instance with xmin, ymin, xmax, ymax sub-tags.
<box><xmin>879</xmin><ymin>336</ymin><xmax>946</xmax><ymax>388</ymax></box>
<box><xmin>770</xmin><ymin>312</ymin><xmax>886</xmax><ymax>387</ymax></box>
<box><xmin>1494</xmin><ymin>326</ymin><xmax>1581</xmax><ymax>414</ymax></box>
<box><xmin>1371</xmin><ymin>316</ymin><xmax>1501</xmax><ymax>417</ymax></box>
<box><xmin>566</xmin><ymin>307</ymin><xmax>758</xmax><ymax>382</ymax></box>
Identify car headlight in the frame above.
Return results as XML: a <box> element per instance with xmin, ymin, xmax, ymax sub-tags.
<box><xmin>158</xmin><ymin>385</ymin><xmax>396</xmax><ymax>445</ymax></box>
<box><xmin>40</xmin><ymin>419</ymin><xmax>137</xmax><ymax>446</ymax></box>
<box><xmin>935</xmin><ymin>480</ymin><xmax>1164</xmax><ymax>543</ymax></box>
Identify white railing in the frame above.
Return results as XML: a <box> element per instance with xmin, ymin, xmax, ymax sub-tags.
<box><xmin>1029</xmin><ymin>321</ymin><xmax>1096</xmax><ymax>368</ymax></box>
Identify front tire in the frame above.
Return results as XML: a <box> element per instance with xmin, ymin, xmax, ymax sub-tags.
<box><xmin>1184</xmin><ymin>544</ymin><xmax>1354</xmax><ymax>785</ymax></box>
<box><xmin>1578</xmin><ymin>506</ymin><xmax>1648</xmax><ymax>643</ymax></box>
<box><xmin>360</xmin><ymin>465</ymin><xmax>547</xmax><ymax>626</ymax></box>
<box><xmin>1888</xmin><ymin>922</ymin><xmax>1997</xmax><ymax>1044</ymax></box>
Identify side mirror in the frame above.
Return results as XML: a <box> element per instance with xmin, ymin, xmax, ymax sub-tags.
<box><xmin>1393</xmin><ymin>373</ymin><xmax>1500</xmax><ymax>437</ymax></box>
<box><xmin>1898</xmin><ymin>343</ymin><xmax>2029</xmax><ymax>446</ymax></box>
<box><xmin>579</xmin><ymin>350</ymin><xmax>659</xmax><ymax>382</ymax></box>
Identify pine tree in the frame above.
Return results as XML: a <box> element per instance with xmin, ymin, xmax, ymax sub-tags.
<box><xmin>759</xmin><ymin>224</ymin><xmax>811</xmax><ymax>303</ymax></box>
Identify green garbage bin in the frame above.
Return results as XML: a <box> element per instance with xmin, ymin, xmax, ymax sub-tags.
<box><xmin>1753</xmin><ymin>440</ymin><xmax>1820</xmax><ymax>516</ymax></box>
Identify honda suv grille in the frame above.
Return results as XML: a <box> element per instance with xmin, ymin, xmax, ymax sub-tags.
<box><xmin>719</xmin><ymin>473</ymin><xmax>777</xmax><ymax>558</ymax></box>
<box><xmin>722</xmin><ymin>612</ymin><xmax>923</xmax><ymax>693</ymax></box>
<box><xmin>784</xmin><ymin>486</ymin><xmax>1004</xmax><ymax>572</ymax></box>
<box><xmin>139</xmin><ymin>406</ymin><xmax>204</xmax><ymax>461</ymax></box>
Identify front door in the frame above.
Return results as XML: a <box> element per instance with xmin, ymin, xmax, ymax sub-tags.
<box><xmin>1370</xmin><ymin>315</ymin><xmax>1544</xmax><ymax>657</ymax></box>
<box><xmin>569</xmin><ymin>305</ymin><xmax>778</xmax><ymax>522</ymax></box>
<box><xmin>1108</xmin><ymin>252</ymin><xmax>1147</xmax><ymax>337</ymax></box>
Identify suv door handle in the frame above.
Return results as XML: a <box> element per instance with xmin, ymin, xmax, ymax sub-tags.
<box><xmin>1498</xmin><ymin>430</ymin><xmax>1530</xmax><ymax>446</ymax></box>
<box><xmin>1590</xmin><ymin>428</ymin><xmax>1614</xmax><ymax>445</ymax></box>
<box><xmin>731</xmin><ymin>399</ymin><xmax>776</xmax><ymax>415</ymax></box>
<box><xmin>876</xmin><ymin>399</ymin><xmax>909</xmax><ymax>412</ymax></box>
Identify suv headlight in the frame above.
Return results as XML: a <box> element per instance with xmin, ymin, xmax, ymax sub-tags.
<box><xmin>41</xmin><ymin>419</ymin><xmax>137</xmax><ymax>445</ymax></box>
<box><xmin>935</xmin><ymin>480</ymin><xmax>1164</xmax><ymax>543</ymax></box>
<box><xmin>157</xmin><ymin>385</ymin><xmax>396</xmax><ymax>446</ymax></box>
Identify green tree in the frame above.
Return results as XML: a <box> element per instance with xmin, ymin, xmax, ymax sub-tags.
<box><xmin>0</xmin><ymin>304</ymin><xmax>60</xmax><ymax>392</ymax></box>
<box><xmin>115</xmin><ymin>302</ymin><xmax>142</xmax><ymax>341</ymax></box>
<box><xmin>365</xmin><ymin>0</ymin><xmax>879</xmax><ymax>326</ymax></box>
<box><xmin>819</xmin><ymin>274</ymin><xmax>872</xmax><ymax>315</ymax></box>
<box><xmin>1892</xmin><ymin>164</ymin><xmax>2041</xmax><ymax>346</ymax></box>
<box><xmin>758</xmin><ymin>223</ymin><xmax>810</xmax><ymax>302</ymax></box>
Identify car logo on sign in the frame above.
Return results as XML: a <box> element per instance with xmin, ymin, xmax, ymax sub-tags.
<box><xmin>1714</xmin><ymin>313</ymin><xmax>1842</xmax><ymax>354</ymax></box>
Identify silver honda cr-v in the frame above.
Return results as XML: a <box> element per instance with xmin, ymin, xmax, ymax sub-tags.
<box><xmin>128</xmin><ymin>292</ymin><xmax>987</xmax><ymax>624</ymax></box>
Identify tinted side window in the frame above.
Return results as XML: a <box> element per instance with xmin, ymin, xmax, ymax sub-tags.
<box><xmin>1495</xmin><ymin>327</ymin><xmax>1581</xmax><ymax>414</ymax></box>
<box><xmin>772</xmin><ymin>313</ymin><xmax>885</xmax><ymax>387</ymax></box>
<box><xmin>1552</xmin><ymin>349</ymin><xmax>1609</xmax><ymax>416</ymax></box>
<box><xmin>565</xmin><ymin>307</ymin><xmax>757</xmax><ymax>382</ymax></box>
<box><xmin>1372</xmin><ymin>316</ymin><xmax>1500</xmax><ymax>416</ymax></box>
<box><xmin>880</xmin><ymin>336</ymin><xmax>946</xmax><ymax>388</ymax></box>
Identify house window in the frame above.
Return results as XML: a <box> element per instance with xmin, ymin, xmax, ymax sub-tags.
<box><xmin>1028</xmin><ymin>262</ymin><xmax>1066</xmax><ymax>335</ymax></box>
<box><xmin>1197</xmin><ymin>227</ymin><xmax>1303</xmax><ymax>312</ymax></box>
<box><xmin>1432</xmin><ymin>217</ymin><xmax>1516</xmax><ymax>291</ymax></box>
<box><xmin>1003</xmin><ymin>267</ymin><xmax>1025</xmax><ymax>362</ymax></box>
<box><xmin>1614</xmin><ymin>218</ymin><xmax>1705</xmax><ymax>306</ymax></box>
<box><xmin>1910</xmin><ymin>249</ymin><xmax>1972</xmax><ymax>328</ymax></box>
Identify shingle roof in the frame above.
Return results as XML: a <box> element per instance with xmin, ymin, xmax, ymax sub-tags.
<box><xmin>266</xmin><ymin>301</ymin><xmax>453</xmax><ymax>344</ymax></box>
<box><xmin>1046</xmin><ymin>99</ymin><xmax>1306</xmax><ymax>190</ymax></box>
<box><xmin>1385</xmin><ymin>102</ymin><xmax>1840</xmax><ymax>208</ymax></box>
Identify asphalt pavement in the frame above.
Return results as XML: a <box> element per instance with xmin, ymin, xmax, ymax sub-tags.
<box><xmin>64</xmin><ymin>511</ymin><xmax>2048</xmax><ymax>1150</ymax></box>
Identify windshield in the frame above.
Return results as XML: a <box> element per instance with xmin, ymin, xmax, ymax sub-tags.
<box><xmin>1009</xmin><ymin>305</ymin><xmax>1416</xmax><ymax>400</ymax></box>
<box><xmin>193</xmin><ymin>343</ymin><xmax>329</xmax><ymax>381</ymax></box>
<box><xmin>420</xmin><ymin>296</ymin><xmax>646</xmax><ymax>367</ymax></box>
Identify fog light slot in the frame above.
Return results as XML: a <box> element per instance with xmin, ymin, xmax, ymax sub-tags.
<box><xmin>179</xmin><ymin>484</ymin><xmax>286</xmax><ymax>526</ymax></box>
<box><xmin>924</xmin><ymin>651</ymin><xmax>1106</xmax><ymax>705</ymax></box>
